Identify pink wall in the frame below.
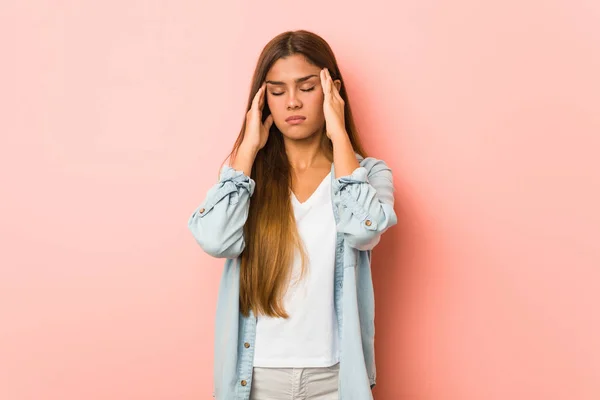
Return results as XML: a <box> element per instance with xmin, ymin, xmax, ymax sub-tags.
<box><xmin>2</xmin><ymin>0</ymin><xmax>599</xmax><ymax>399</ymax></box>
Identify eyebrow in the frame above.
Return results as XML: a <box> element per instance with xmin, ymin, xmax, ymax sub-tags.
<box><xmin>265</xmin><ymin>74</ymin><xmax>319</xmax><ymax>86</ymax></box>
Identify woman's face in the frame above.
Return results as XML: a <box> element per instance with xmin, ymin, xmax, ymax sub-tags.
<box><xmin>265</xmin><ymin>54</ymin><xmax>325</xmax><ymax>141</ymax></box>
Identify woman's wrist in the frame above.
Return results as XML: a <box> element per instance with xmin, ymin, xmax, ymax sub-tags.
<box><xmin>232</xmin><ymin>142</ymin><xmax>258</xmax><ymax>177</ymax></box>
<box><xmin>332</xmin><ymin>133</ymin><xmax>360</xmax><ymax>178</ymax></box>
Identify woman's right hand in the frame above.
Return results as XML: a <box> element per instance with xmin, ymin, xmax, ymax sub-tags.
<box><xmin>243</xmin><ymin>83</ymin><xmax>273</xmax><ymax>152</ymax></box>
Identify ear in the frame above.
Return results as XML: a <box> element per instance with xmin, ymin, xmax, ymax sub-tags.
<box><xmin>333</xmin><ymin>79</ymin><xmax>342</xmax><ymax>92</ymax></box>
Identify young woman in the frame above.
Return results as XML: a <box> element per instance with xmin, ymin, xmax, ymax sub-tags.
<box><xmin>188</xmin><ymin>30</ymin><xmax>397</xmax><ymax>400</ymax></box>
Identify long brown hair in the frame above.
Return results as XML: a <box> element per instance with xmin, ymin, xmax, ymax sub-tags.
<box><xmin>228</xmin><ymin>30</ymin><xmax>367</xmax><ymax>318</ymax></box>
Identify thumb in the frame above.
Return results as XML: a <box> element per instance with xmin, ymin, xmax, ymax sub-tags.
<box><xmin>264</xmin><ymin>114</ymin><xmax>274</xmax><ymax>130</ymax></box>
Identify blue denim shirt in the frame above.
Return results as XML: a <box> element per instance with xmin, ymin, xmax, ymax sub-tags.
<box><xmin>188</xmin><ymin>153</ymin><xmax>397</xmax><ymax>399</ymax></box>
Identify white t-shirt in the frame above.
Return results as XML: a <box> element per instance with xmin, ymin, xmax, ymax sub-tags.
<box><xmin>253</xmin><ymin>172</ymin><xmax>339</xmax><ymax>368</ymax></box>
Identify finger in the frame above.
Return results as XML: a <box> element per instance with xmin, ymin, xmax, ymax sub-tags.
<box><xmin>260</xmin><ymin>83</ymin><xmax>268</xmax><ymax>109</ymax></box>
<box><xmin>326</xmin><ymin>68</ymin><xmax>333</xmax><ymax>85</ymax></box>
<box><xmin>321</xmin><ymin>69</ymin><xmax>330</xmax><ymax>96</ymax></box>
<box><xmin>256</xmin><ymin>83</ymin><xmax>267</xmax><ymax>111</ymax></box>
<box><xmin>333</xmin><ymin>82</ymin><xmax>343</xmax><ymax>102</ymax></box>
<box><xmin>327</xmin><ymin>70</ymin><xmax>343</xmax><ymax>102</ymax></box>
<box><xmin>328</xmin><ymin>74</ymin><xmax>335</xmax><ymax>98</ymax></box>
<box><xmin>252</xmin><ymin>84</ymin><xmax>265</xmax><ymax>111</ymax></box>
<box><xmin>327</xmin><ymin>69</ymin><xmax>338</xmax><ymax>91</ymax></box>
<box><xmin>258</xmin><ymin>86</ymin><xmax>265</xmax><ymax>110</ymax></box>
<box><xmin>325</xmin><ymin>69</ymin><xmax>335</xmax><ymax>97</ymax></box>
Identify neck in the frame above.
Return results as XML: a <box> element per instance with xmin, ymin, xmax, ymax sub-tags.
<box><xmin>283</xmin><ymin>130</ymin><xmax>332</xmax><ymax>173</ymax></box>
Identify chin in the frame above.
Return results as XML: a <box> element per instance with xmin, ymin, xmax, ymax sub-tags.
<box><xmin>278</xmin><ymin>124</ymin><xmax>322</xmax><ymax>141</ymax></box>
<box><xmin>282</xmin><ymin>130</ymin><xmax>318</xmax><ymax>141</ymax></box>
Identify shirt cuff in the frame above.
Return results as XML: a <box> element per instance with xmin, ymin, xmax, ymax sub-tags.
<box><xmin>332</xmin><ymin>166</ymin><xmax>369</xmax><ymax>195</ymax></box>
<box><xmin>219</xmin><ymin>165</ymin><xmax>256</xmax><ymax>195</ymax></box>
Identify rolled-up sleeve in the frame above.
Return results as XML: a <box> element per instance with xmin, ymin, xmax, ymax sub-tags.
<box><xmin>332</xmin><ymin>159</ymin><xmax>397</xmax><ymax>251</ymax></box>
<box><xmin>187</xmin><ymin>165</ymin><xmax>255</xmax><ymax>258</ymax></box>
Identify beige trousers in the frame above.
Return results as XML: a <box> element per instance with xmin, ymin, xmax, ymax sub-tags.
<box><xmin>249</xmin><ymin>362</ymin><xmax>340</xmax><ymax>400</ymax></box>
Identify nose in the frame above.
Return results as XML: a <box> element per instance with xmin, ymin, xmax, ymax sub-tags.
<box><xmin>286</xmin><ymin>92</ymin><xmax>302</xmax><ymax>110</ymax></box>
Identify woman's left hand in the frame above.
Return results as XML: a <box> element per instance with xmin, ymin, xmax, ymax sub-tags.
<box><xmin>320</xmin><ymin>68</ymin><xmax>346</xmax><ymax>140</ymax></box>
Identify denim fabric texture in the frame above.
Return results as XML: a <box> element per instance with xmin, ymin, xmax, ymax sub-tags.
<box><xmin>188</xmin><ymin>154</ymin><xmax>397</xmax><ymax>399</ymax></box>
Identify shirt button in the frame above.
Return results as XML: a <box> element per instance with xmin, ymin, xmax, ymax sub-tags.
<box><xmin>241</xmin><ymin>380</ymin><xmax>247</xmax><ymax>386</ymax></box>
<box><xmin>365</xmin><ymin>219</ymin><xmax>372</xmax><ymax>226</ymax></box>
<box><xmin>244</xmin><ymin>342</ymin><xmax>250</xmax><ymax>348</ymax></box>
<box><xmin>199</xmin><ymin>208</ymin><xmax>205</xmax><ymax>213</ymax></box>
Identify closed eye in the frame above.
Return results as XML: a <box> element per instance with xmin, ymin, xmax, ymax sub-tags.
<box><xmin>270</xmin><ymin>87</ymin><xmax>316</xmax><ymax>96</ymax></box>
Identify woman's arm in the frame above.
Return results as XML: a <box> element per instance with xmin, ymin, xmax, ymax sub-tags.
<box><xmin>189</xmin><ymin>82</ymin><xmax>272</xmax><ymax>258</ymax></box>
<box><xmin>187</xmin><ymin>145</ymin><xmax>257</xmax><ymax>258</ymax></box>
<box><xmin>320</xmin><ymin>68</ymin><xmax>397</xmax><ymax>250</ymax></box>
<box><xmin>332</xmin><ymin>157</ymin><xmax>397</xmax><ymax>251</ymax></box>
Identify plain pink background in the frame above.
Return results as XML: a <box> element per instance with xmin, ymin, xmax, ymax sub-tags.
<box><xmin>2</xmin><ymin>0</ymin><xmax>599</xmax><ymax>399</ymax></box>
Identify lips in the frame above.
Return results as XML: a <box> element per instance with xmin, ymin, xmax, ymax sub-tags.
<box><xmin>285</xmin><ymin>115</ymin><xmax>306</xmax><ymax>123</ymax></box>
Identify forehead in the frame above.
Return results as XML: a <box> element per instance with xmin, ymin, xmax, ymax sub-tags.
<box><xmin>266</xmin><ymin>54</ymin><xmax>320</xmax><ymax>81</ymax></box>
